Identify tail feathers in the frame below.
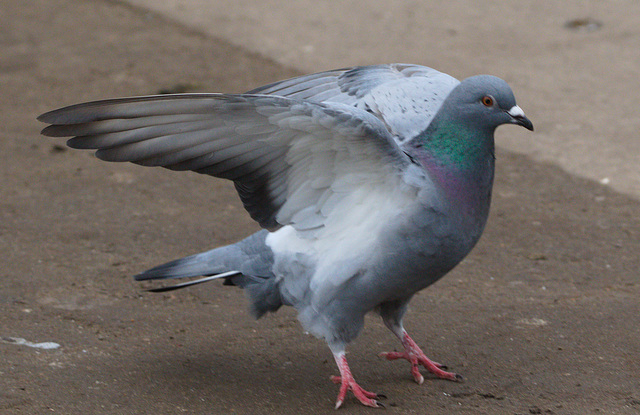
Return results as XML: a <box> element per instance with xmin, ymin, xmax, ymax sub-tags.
<box><xmin>142</xmin><ymin>269</ymin><xmax>283</xmax><ymax>318</ymax></box>
<box><xmin>146</xmin><ymin>271</ymin><xmax>241</xmax><ymax>293</ymax></box>
<box><xmin>133</xmin><ymin>230</ymin><xmax>282</xmax><ymax>317</ymax></box>
<box><xmin>134</xmin><ymin>251</ymin><xmax>230</xmax><ymax>281</ymax></box>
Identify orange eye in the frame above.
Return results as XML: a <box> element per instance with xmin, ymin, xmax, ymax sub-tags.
<box><xmin>481</xmin><ymin>96</ymin><xmax>494</xmax><ymax>107</ymax></box>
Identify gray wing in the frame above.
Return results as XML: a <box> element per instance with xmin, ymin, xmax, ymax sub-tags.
<box><xmin>39</xmin><ymin>94</ymin><xmax>409</xmax><ymax>235</ymax></box>
<box><xmin>248</xmin><ymin>64</ymin><xmax>460</xmax><ymax>141</ymax></box>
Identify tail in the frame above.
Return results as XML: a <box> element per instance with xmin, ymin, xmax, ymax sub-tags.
<box><xmin>135</xmin><ymin>230</ymin><xmax>283</xmax><ymax>317</ymax></box>
<box><xmin>140</xmin><ymin>272</ymin><xmax>242</xmax><ymax>293</ymax></box>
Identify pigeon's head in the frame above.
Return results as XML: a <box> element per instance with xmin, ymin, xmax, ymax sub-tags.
<box><xmin>407</xmin><ymin>75</ymin><xmax>533</xmax><ymax>174</ymax></box>
<box><xmin>447</xmin><ymin>75</ymin><xmax>534</xmax><ymax>132</ymax></box>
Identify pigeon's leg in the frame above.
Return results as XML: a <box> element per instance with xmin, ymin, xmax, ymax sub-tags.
<box><xmin>330</xmin><ymin>349</ymin><xmax>385</xmax><ymax>409</ymax></box>
<box><xmin>381</xmin><ymin>316</ymin><xmax>463</xmax><ymax>384</ymax></box>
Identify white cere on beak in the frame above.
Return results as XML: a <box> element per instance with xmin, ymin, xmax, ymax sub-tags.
<box><xmin>507</xmin><ymin>105</ymin><xmax>525</xmax><ymax>118</ymax></box>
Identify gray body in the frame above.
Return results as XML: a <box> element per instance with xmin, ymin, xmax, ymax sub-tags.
<box><xmin>39</xmin><ymin>63</ymin><xmax>532</xmax><ymax>377</ymax></box>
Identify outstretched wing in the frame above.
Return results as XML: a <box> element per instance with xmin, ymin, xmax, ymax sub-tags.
<box><xmin>248</xmin><ymin>63</ymin><xmax>460</xmax><ymax>141</ymax></box>
<box><xmin>38</xmin><ymin>94</ymin><xmax>410</xmax><ymax>236</ymax></box>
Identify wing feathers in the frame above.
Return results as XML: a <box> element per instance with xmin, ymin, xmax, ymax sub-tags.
<box><xmin>39</xmin><ymin>66</ymin><xmax>446</xmax><ymax>234</ymax></box>
<box><xmin>38</xmin><ymin>95</ymin><xmax>224</xmax><ymax>124</ymax></box>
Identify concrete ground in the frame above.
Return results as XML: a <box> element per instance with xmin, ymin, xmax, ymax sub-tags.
<box><xmin>1</xmin><ymin>1</ymin><xmax>639</xmax><ymax>414</ymax></box>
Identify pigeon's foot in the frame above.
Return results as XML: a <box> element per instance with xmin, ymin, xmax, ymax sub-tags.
<box><xmin>380</xmin><ymin>330</ymin><xmax>463</xmax><ymax>385</ymax></box>
<box><xmin>332</xmin><ymin>352</ymin><xmax>385</xmax><ymax>409</ymax></box>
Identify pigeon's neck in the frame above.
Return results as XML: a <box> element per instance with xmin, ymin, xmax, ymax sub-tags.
<box><xmin>407</xmin><ymin>118</ymin><xmax>495</xmax><ymax>213</ymax></box>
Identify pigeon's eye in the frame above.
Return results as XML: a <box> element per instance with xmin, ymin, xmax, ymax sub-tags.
<box><xmin>481</xmin><ymin>96</ymin><xmax>494</xmax><ymax>107</ymax></box>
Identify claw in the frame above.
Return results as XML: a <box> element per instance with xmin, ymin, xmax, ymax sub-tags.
<box><xmin>381</xmin><ymin>330</ymin><xmax>462</xmax><ymax>383</ymax></box>
<box><xmin>332</xmin><ymin>352</ymin><xmax>384</xmax><ymax>409</ymax></box>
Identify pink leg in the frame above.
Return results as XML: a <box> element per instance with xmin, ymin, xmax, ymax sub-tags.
<box><xmin>331</xmin><ymin>352</ymin><xmax>384</xmax><ymax>409</ymax></box>
<box><xmin>380</xmin><ymin>329</ymin><xmax>463</xmax><ymax>384</ymax></box>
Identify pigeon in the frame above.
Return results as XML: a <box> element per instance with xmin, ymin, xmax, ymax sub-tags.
<box><xmin>38</xmin><ymin>64</ymin><xmax>533</xmax><ymax>409</ymax></box>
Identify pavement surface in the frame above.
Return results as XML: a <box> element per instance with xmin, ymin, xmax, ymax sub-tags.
<box><xmin>1</xmin><ymin>1</ymin><xmax>639</xmax><ymax>414</ymax></box>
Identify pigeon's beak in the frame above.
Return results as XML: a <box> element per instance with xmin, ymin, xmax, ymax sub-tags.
<box><xmin>507</xmin><ymin>105</ymin><xmax>534</xmax><ymax>131</ymax></box>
